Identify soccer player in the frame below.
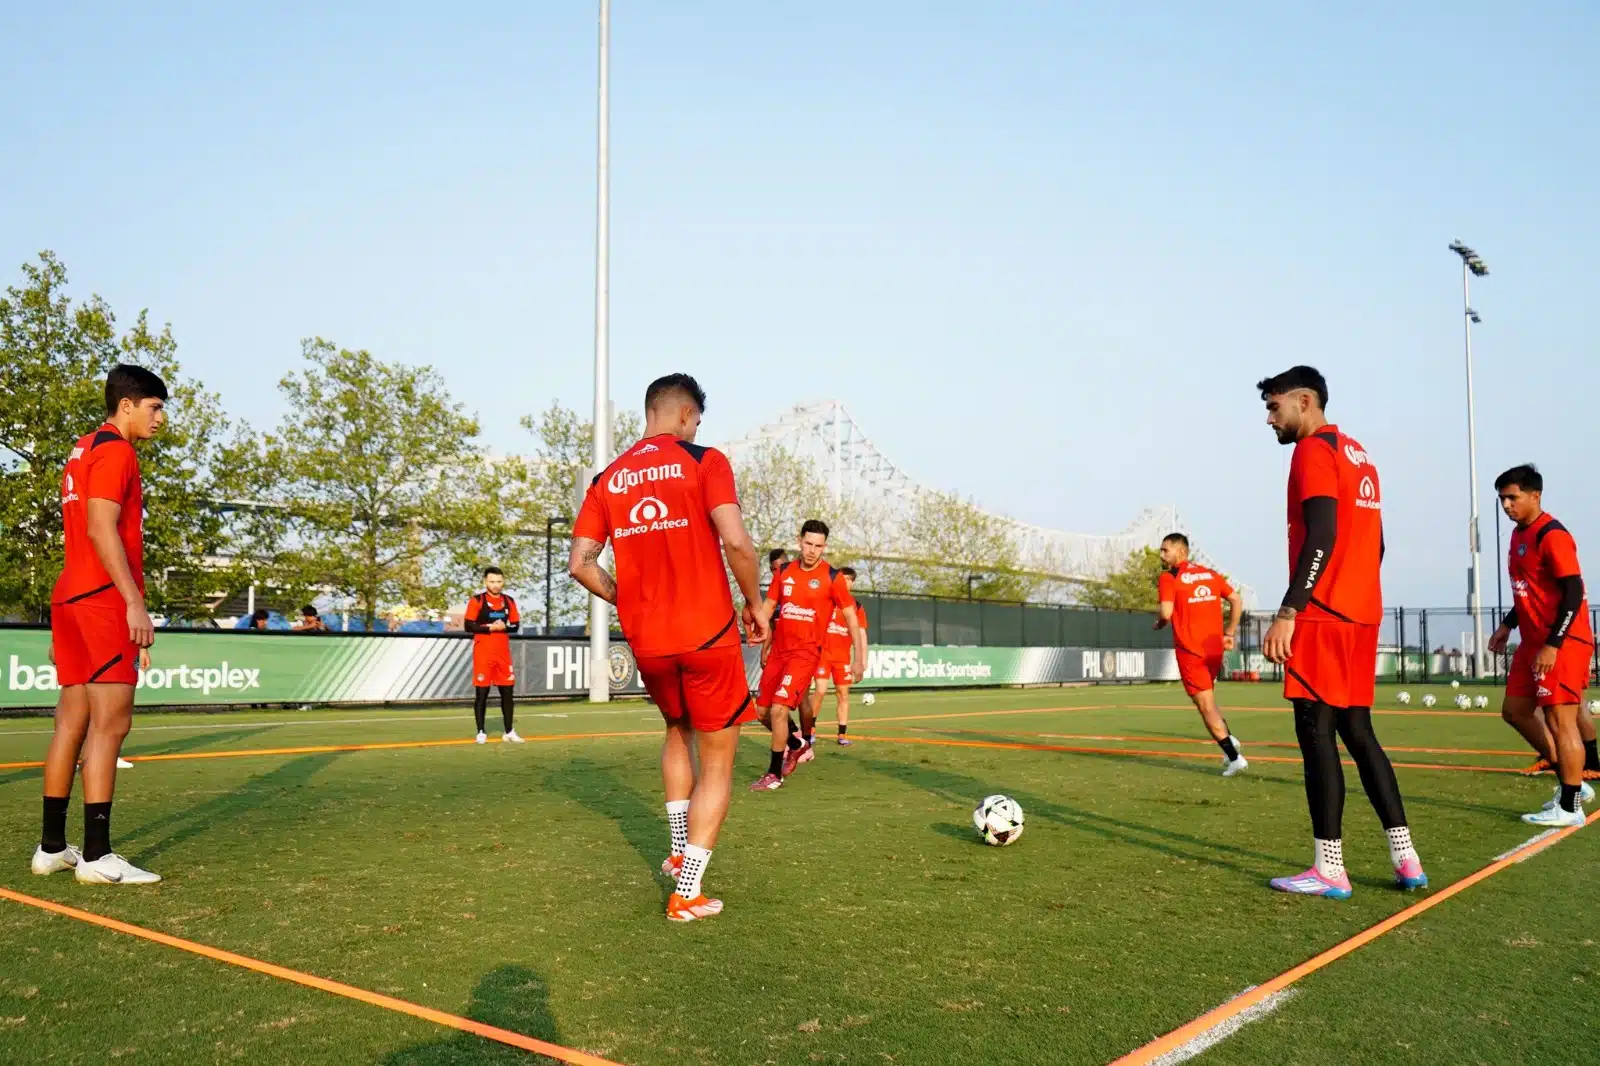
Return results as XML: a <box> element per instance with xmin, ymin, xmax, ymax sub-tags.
<box><xmin>1486</xmin><ymin>465</ymin><xmax>1596</xmax><ymax>826</ymax></box>
<box><xmin>463</xmin><ymin>567</ymin><xmax>522</xmax><ymax>744</ymax></box>
<box><xmin>749</xmin><ymin>521</ymin><xmax>866</xmax><ymax>790</ymax></box>
<box><xmin>569</xmin><ymin>373</ymin><xmax>767</xmax><ymax>922</ymax></box>
<box><xmin>1256</xmin><ymin>366</ymin><xmax>1427</xmax><ymax>899</ymax></box>
<box><xmin>1154</xmin><ymin>534</ymin><xmax>1247</xmax><ymax>775</ymax></box>
<box><xmin>768</xmin><ymin>548</ymin><xmax>788</xmax><ymax>580</ymax></box>
<box><xmin>808</xmin><ymin>566</ymin><xmax>866</xmax><ymax>747</ymax></box>
<box><xmin>33</xmin><ymin>365</ymin><xmax>167</xmax><ymax>885</ymax></box>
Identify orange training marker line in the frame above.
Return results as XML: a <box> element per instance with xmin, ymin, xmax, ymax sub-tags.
<box><xmin>1123</xmin><ymin>702</ymin><xmax>1501</xmax><ymax>718</ymax></box>
<box><xmin>1105</xmin><ymin>810</ymin><xmax>1600</xmax><ymax>1066</ymax></box>
<box><xmin>851</xmin><ymin>733</ymin><xmax>1524</xmax><ymax>775</ymax></box>
<box><xmin>0</xmin><ymin>730</ymin><xmax>659</xmax><ymax>772</ymax></box>
<box><xmin>0</xmin><ymin>886</ymin><xmax>627</xmax><ymax>1066</ymax></box>
<box><xmin>914</xmin><ymin>728</ymin><xmax>1534</xmax><ymax>759</ymax></box>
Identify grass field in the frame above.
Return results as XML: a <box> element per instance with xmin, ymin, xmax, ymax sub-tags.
<box><xmin>0</xmin><ymin>682</ymin><xmax>1595</xmax><ymax>1065</ymax></box>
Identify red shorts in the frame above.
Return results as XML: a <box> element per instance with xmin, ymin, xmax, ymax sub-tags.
<box><xmin>1507</xmin><ymin>639</ymin><xmax>1592</xmax><ymax>708</ymax></box>
<box><xmin>1282</xmin><ymin>620</ymin><xmax>1378</xmax><ymax>709</ymax></box>
<box><xmin>1176</xmin><ymin>650</ymin><xmax>1222</xmax><ymax>697</ymax></box>
<box><xmin>637</xmin><ymin>645</ymin><xmax>754</xmax><ymax>733</ymax></box>
<box><xmin>814</xmin><ymin>660</ymin><xmax>852</xmax><ymax>687</ymax></box>
<box><xmin>51</xmin><ymin>600</ymin><xmax>139</xmax><ymax>687</ymax></box>
<box><xmin>473</xmin><ymin>653</ymin><xmax>515</xmax><ymax>688</ymax></box>
<box><xmin>758</xmin><ymin>653</ymin><xmax>819</xmax><ymax>710</ymax></box>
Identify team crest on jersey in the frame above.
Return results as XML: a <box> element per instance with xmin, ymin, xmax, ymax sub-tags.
<box><xmin>808</xmin><ymin>578</ymin><xmax>821</xmax><ymax>590</ymax></box>
<box><xmin>1517</xmin><ymin>544</ymin><xmax>1528</xmax><ymax>557</ymax></box>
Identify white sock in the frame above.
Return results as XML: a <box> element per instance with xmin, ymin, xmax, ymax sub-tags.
<box><xmin>1385</xmin><ymin>826</ymin><xmax>1418</xmax><ymax>866</ymax></box>
<box><xmin>1314</xmin><ymin>838</ymin><xmax>1345</xmax><ymax>882</ymax></box>
<box><xmin>665</xmin><ymin>800</ymin><xmax>690</xmax><ymax>857</ymax></box>
<box><xmin>676</xmin><ymin>844</ymin><xmax>711</xmax><ymax>899</ymax></box>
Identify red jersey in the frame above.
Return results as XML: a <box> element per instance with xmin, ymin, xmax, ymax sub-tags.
<box><xmin>1158</xmin><ymin>561</ymin><xmax>1233</xmax><ymax>658</ymax></box>
<box><xmin>52</xmin><ymin>423</ymin><xmax>144</xmax><ymax>608</ymax></box>
<box><xmin>1509</xmin><ymin>512</ymin><xmax>1593</xmax><ymax>648</ymax></box>
<box><xmin>572</xmin><ymin>434</ymin><xmax>741</xmax><ymax>659</ymax></box>
<box><xmin>1286</xmin><ymin>425</ymin><xmax>1383</xmax><ymax>625</ymax></box>
<box><xmin>464</xmin><ymin>591</ymin><xmax>519</xmax><ymax>657</ymax></box>
<box><xmin>767</xmin><ymin>561</ymin><xmax>856</xmax><ymax>658</ymax></box>
<box><xmin>823</xmin><ymin>603</ymin><xmax>866</xmax><ymax>664</ymax></box>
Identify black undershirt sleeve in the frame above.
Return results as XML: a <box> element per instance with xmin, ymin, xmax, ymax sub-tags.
<box><xmin>1501</xmin><ymin>607</ymin><xmax>1518</xmax><ymax>631</ymax></box>
<box><xmin>1545</xmin><ymin>575</ymin><xmax>1584</xmax><ymax>649</ymax></box>
<box><xmin>503</xmin><ymin>620</ymin><xmax>520</xmax><ymax>634</ymax></box>
<box><xmin>1282</xmin><ymin>496</ymin><xmax>1337</xmax><ymax>612</ymax></box>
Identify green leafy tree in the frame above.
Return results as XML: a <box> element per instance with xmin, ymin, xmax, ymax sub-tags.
<box><xmin>240</xmin><ymin>340</ymin><xmax>507</xmax><ymax>629</ymax></box>
<box><xmin>900</xmin><ymin>491</ymin><xmax>1036</xmax><ymax>600</ymax></box>
<box><xmin>0</xmin><ymin>251</ymin><xmax>245</xmax><ymax>620</ymax></box>
<box><xmin>1076</xmin><ymin>546</ymin><xmax>1165</xmax><ymax>611</ymax></box>
<box><xmin>730</xmin><ymin>442</ymin><xmax>845</xmax><ymax>560</ymax></box>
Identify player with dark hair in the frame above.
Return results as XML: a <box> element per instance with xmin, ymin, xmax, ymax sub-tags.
<box><xmin>569</xmin><ymin>372</ymin><xmax>767</xmax><ymax>921</ymax></box>
<box><xmin>1256</xmin><ymin>366</ymin><xmax>1427</xmax><ymax>899</ymax></box>
<box><xmin>750</xmin><ymin>520</ymin><xmax>866</xmax><ymax>789</ymax></box>
<box><xmin>464</xmin><ymin>567</ymin><xmax>522</xmax><ymax>744</ymax></box>
<box><xmin>767</xmin><ymin>548</ymin><xmax>788</xmax><ymax>577</ymax></box>
<box><xmin>808</xmin><ymin>565</ymin><xmax>866</xmax><ymax>747</ymax></box>
<box><xmin>34</xmin><ymin>364</ymin><xmax>167</xmax><ymax>885</ymax></box>
<box><xmin>1155</xmin><ymin>534</ymin><xmax>1247</xmax><ymax>775</ymax></box>
<box><xmin>1487</xmin><ymin>465</ymin><xmax>1598</xmax><ymax>825</ymax></box>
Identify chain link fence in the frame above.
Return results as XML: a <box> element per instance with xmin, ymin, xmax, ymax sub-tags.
<box><xmin>851</xmin><ymin>591</ymin><xmax>1168</xmax><ymax>649</ymax></box>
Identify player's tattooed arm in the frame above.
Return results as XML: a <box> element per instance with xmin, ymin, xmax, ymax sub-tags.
<box><xmin>567</xmin><ymin>537</ymin><xmax>618</xmax><ymax>605</ymax></box>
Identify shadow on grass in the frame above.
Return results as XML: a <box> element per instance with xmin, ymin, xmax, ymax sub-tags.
<box><xmin>376</xmin><ymin>964</ymin><xmax>569</xmax><ymax>1065</ymax></box>
<box><xmin>123</xmin><ymin>724</ymin><xmax>285</xmax><ymax>757</ymax></box>
<box><xmin>121</xmin><ymin>751</ymin><xmax>344</xmax><ymax>864</ymax></box>
<box><xmin>538</xmin><ymin>755</ymin><xmax>664</xmax><ymax>885</ymax></box>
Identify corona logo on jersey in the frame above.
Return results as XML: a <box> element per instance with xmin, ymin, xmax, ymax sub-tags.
<box><xmin>1179</xmin><ymin>569</ymin><xmax>1215</xmax><ymax>584</ymax></box>
<box><xmin>606</xmin><ymin>463</ymin><xmax>684</xmax><ymax>494</ymax></box>
<box><xmin>614</xmin><ymin>495</ymin><xmax>690</xmax><ymax>539</ymax></box>
<box><xmin>1356</xmin><ymin>475</ymin><xmax>1381</xmax><ymax>510</ymax></box>
<box><xmin>1344</xmin><ymin>443</ymin><xmax>1369</xmax><ymax>466</ymax></box>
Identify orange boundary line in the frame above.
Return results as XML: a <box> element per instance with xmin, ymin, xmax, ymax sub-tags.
<box><xmin>1105</xmin><ymin>810</ymin><xmax>1600</xmax><ymax>1066</ymax></box>
<box><xmin>0</xmin><ymin>886</ymin><xmax>627</xmax><ymax>1065</ymax></box>
<box><xmin>905</xmin><ymin>728</ymin><xmax>1535</xmax><ymax>759</ymax></box>
<box><xmin>851</xmin><ymin>734</ymin><xmax>1525</xmax><ymax>774</ymax></box>
<box><xmin>1122</xmin><ymin>702</ymin><xmax>1502</xmax><ymax>718</ymax></box>
<box><xmin>0</xmin><ymin>731</ymin><xmax>658</xmax><ymax>772</ymax></box>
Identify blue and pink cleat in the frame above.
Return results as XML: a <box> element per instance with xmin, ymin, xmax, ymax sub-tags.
<box><xmin>1393</xmin><ymin>857</ymin><xmax>1428</xmax><ymax>890</ymax></box>
<box><xmin>1269</xmin><ymin>868</ymin><xmax>1353</xmax><ymax>900</ymax></box>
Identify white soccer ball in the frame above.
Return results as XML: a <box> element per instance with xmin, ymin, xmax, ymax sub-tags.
<box><xmin>1589</xmin><ymin>700</ymin><xmax>1600</xmax><ymax>713</ymax></box>
<box><xmin>973</xmin><ymin>794</ymin><xmax>1025</xmax><ymax>846</ymax></box>
<box><xmin>1396</xmin><ymin>691</ymin><xmax>1412</xmax><ymax>704</ymax></box>
<box><xmin>862</xmin><ymin>692</ymin><xmax>876</xmax><ymax>706</ymax></box>
<box><xmin>1475</xmin><ymin>695</ymin><xmax>1491</xmax><ymax>708</ymax></box>
<box><xmin>1454</xmin><ymin>694</ymin><xmax>1471</xmax><ymax>709</ymax></box>
<box><xmin>1422</xmin><ymin>693</ymin><xmax>1437</xmax><ymax>707</ymax></box>
<box><xmin>1450</xmin><ymin>679</ymin><xmax>1461</xmax><ymax>690</ymax></box>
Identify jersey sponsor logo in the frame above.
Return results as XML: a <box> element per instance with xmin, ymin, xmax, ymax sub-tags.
<box><xmin>61</xmin><ymin>472</ymin><xmax>80</xmax><ymax>505</ymax></box>
<box><xmin>779</xmin><ymin>602</ymin><xmax>817</xmax><ymax>622</ymax></box>
<box><xmin>828</xmin><ymin>621</ymin><xmax>849</xmax><ymax>636</ymax></box>
<box><xmin>628</xmin><ymin>496</ymin><xmax>670</xmax><ymax>524</ymax></box>
<box><xmin>606</xmin><ymin>463</ymin><xmax>684</xmax><ymax>494</ymax></box>
<box><xmin>1189</xmin><ymin>584</ymin><xmax>1214</xmax><ymax>601</ymax></box>
<box><xmin>1355</xmin><ymin>476</ymin><xmax>1381</xmax><ymax>510</ymax></box>
<box><xmin>1343</xmin><ymin>443</ymin><xmax>1370</xmax><ymax>467</ymax></box>
<box><xmin>1179</xmin><ymin>569</ymin><xmax>1214</xmax><ymax>584</ymax></box>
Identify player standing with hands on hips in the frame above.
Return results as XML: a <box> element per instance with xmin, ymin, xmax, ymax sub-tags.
<box><xmin>1256</xmin><ymin>366</ymin><xmax>1427</xmax><ymax>900</ymax></box>
<box><xmin>33</xmin><ymin>366</ymin><xmax>166</xmax><ymax>885</ymax></box>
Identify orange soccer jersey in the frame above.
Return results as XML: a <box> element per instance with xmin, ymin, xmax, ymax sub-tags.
<box><xmin>1506</xmin><ymin>512</ymin><xmax>1592</xmax><ymax>708</ymax></box>
<box><xmin>822</xmin><ymin>604</ymin><xmax>866</xmax><ymax>664</ymax></box>
<box><xmin>464</xmin><ymin>591</ymin><xmax>519</xmax><ymax>686</ymax></box>
<box><xmin>767</xmin><ymin>562</ymin><xmax>856</xmax><ymax>659</ymax></box>
<box><xmin>1286</xmin><ymin>426</ymin><xmax>1383</xmax><ymax>625</ymax></box>
<box><xmin>1158</xmin><ymin>561</ymin><xmax>1232</xmax><ymax>660</ymax></box>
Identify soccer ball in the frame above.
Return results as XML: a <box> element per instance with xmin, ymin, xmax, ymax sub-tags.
<box><xmin>861</xmin><ymin>692</ymin><xmax>876</xmax><ymax>706</ymax></box>
<box><xmin>1475</xmin><ymin>695</ymin><xmax>1491</xmax><ymax>708</ymax></box>
<box><xmin>1454</xmin><ymin>694</ymin><xmax>1471</xmax><ymax>709</ymax></box>
<box><xmin>1589</xmin><ymin>700</ymin><xmax>1600</xmax><ymax>714</ymax></box>
<box><xmin>1450</xmin><ymin>680</ymin><xmax>1461</xmax><ymax>690</ymax></box>
<box><xmin>973</xmin><ymin>795</ymin><xmax>1025</xmax><ymax>846</ymax></box>
<box><xmin>1422</xmin><ymin>693</ymin><xmax>1437</xmax><ymax>707</ymax></box>
<box><xmin>1396</xmin><ymin>691</ymin><xmax>1412</xmax><ymax>704</ymax></box>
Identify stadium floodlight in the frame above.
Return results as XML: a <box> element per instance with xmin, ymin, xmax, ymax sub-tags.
<box><xmin>1449</xmin><ymin>239</ymin><xmax>1489</xmax><ymax>679</ymax></box>
<box><xmin>589</xmin><ymin>0</ymin><xmax>612</xmax><ymax>702</ymax></box>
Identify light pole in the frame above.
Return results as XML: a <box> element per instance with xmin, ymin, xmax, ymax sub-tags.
<box><xmin>1449</xmin><ymin>239</ymin><xmax>1489</xmax><ymax>679</ymax></box>
<box><xmin>588</xmin><ymin>0</ymin><xmax>612</xmax><ymax>703</ymax></box>
<box><xmin>546</xmin><ymin>515</ymin><xmax>572</xmax><ymax>635</ymax></box>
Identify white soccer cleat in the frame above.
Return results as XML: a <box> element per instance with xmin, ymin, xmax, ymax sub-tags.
<box><xmin>475</xmin><ymin>732</ymin><xmax>487</xmax><ymax>745</ymax></box>
<box><xmin>1223</xmin><ymin>755</ymin><xmax>1249</xmax><ymax>777</ymax></box>
<box><xmin>31</xmin><ymin>844</ymin><xmax>81</xmax><ymax>875</ymax></box>
<box><xmin>1541</xmin><ymin>782</ymin><xmax>1596</xmax><ymax>811</ymax></box>
<box><xmin>74</xmin><ymin>853</ymin><xmax>161</xmax><ymax>885</ymax></box>
<box><xmin>1522</xmin><ymin>803</ymin><xmax>1585</xmax><ymax>828</ymax></box>
<box><xmin>502</xmin><ymin>730</ymin><xmax>524</xmax><ymax>743</ymax></box>
<box><xmin>116</xmin><ymin>757</ymin><xmax>134</xmax><ymax>769</ymax></box>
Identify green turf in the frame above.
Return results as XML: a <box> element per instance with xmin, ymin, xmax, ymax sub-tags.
<box><xmin>0</xmin><ymin>683</ymin><xmax>1593</xmax><ymax>1065</ymax></box>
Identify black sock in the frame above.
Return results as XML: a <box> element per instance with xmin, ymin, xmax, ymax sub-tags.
<box><xmin>1218</xmin><ymin>735</ymin><xmax>1239</xmax><ymax>761</ymax></box>
<box><xmin>1585</xmin><ymin>739</ymin><xmax>1598</xmax><ymax>772</ymax></box>
<box><xmin>768</xmin><ymin>750</ymin><xmax>785</xmax><ymax>776</ymax></box>
<box><xmin>785</xmin><ymin>715</ymin><xmax>803</xmax><ymax>750</ymax></box>
<box><xmin>838</xmin><ymin>724</ymin><xmax>848</xmax><ymax>736</ymax></box>
<box><xmin>1560</xmin><ymin>782</ymin><xmax>1581</xmax><ymax>813</ymax></box>
<box><xmin>473</xmin><ymin>687</ymin><xmax>489</xmax><ymax>734</ymax></box>
<box><xmin>802</xmin><ymin>730</ymin><xmax>814</xmax><ymax>746</ymax></box>
<box><xmin>83</xmin><ymin>801</ymin><xmax>112</xmax><ymax>862</ymax></box>
<box><xmin>41</xmin><ymin>796</ymin><xmax>69</xmax><ymax>853</ymax></box>
<box><xmin>499</xmin><ymin>686</ymin><xmax>515</xmax><ymax>733</ymax></box>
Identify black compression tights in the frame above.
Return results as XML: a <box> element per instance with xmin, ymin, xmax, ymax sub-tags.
<box><xmin>474</xmin><ymin>686</ymin><xmax>515</xmax><ymax>733</ymax></box>
<box><xmin>1293</xmin><ymin>700</ymin><xmax>1408</xmax><ymax>839</ymax></box>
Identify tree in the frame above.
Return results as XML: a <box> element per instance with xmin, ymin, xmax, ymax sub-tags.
<box><xmin>0</xmin><ymin>252</ymin><xmax>245</xmax><ymax>620</ymax></box>
<box><xmin>240</xmin><ymin>340</ymin><xmax>507</xmax><ymax>629</ymax></box>
<box><xmin>900</xmin><ymin>491</ymin><xmax>1036</xmax><ymax>600</ymax></box>
<box><xmin>729</xmin><ymin>442</ymin><xmax>842</xmax><ymax>559</ymax></box>
<box><xmin>1076</xmin><ymin>546</ymin><xmax>1164</xmax><ymax>612</ymax></box>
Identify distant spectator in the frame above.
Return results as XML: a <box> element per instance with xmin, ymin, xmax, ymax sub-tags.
<box><xmin>248</xmin><ymin>608</ymin><xmax>270</xmax><ymax>631</ymax></box>
<box><xmin>292</xmin><ymin>605</ymin><xmax>326</xmax><ymax>632</ymax></box>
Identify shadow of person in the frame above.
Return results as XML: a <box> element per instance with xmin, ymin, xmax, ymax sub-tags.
<box><xmin>538</xmin><ymin>756</ymin><xmax>663</xmax><ymax>881</ymax></box>
<box><xmin>376</xmin><ymin>964</ymin><xmax>571</xmax><ymax>1066</ymax></box>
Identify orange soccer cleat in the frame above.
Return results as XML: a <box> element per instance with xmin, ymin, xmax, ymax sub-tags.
<box><xmin>1519</xmin><ymin>757</ymin><xmax>1555</xmax><ymax>777</ymax></box>
<box><xmin>661</xmin><ymin>854</ymin><xmax>684</xmax><ymax>878</ymax></box>
<box><xmin>666</xmin><ymin>892</ymin><xmax>724</xmax><ymax>922</ymax></box>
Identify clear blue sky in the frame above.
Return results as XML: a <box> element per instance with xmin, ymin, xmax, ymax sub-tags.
<box><xmin>4</xmin><ymin>2</ymin><xmax>1596</xmax><ymax>607</ymax></box>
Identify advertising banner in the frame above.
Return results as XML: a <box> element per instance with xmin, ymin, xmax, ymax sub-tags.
<box><xmin>742</xmin><ymin>645</ymin><xmax>1180</xmax><ymax>688</ymax></box>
